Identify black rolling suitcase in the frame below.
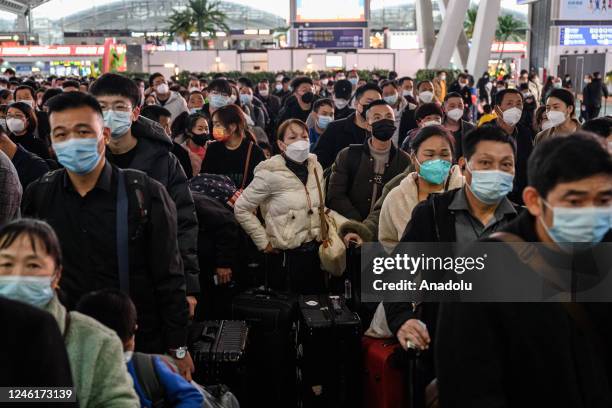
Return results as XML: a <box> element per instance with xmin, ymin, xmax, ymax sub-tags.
<box><xmin>188</xmin><ymin>320</ymin><xmax>249</xmax><ymax>398</ymax></box>
<box><xmin>297</xmin><ymin>294</ymin><xmax>361</xmax><ymax>408</ymax></box>
<box><xmin>231</xmin><ymin>288</ymin><xmax>299</xmax><ymax>408</ymax></box>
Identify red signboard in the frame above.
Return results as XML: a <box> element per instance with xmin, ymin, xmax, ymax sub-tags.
<box><xmin>0</xmin><ymin>44</ymin><xmax>126</xmax><ymax>57</ymax></box>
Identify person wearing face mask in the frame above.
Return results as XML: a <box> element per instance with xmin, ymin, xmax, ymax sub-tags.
<box><xmin>0</xmin><ymin>127</ymin><xmax>49</xmax><ymax>190</ymax></box>
<box><xmin>476</xmin><ymin>72</ymin><xmax>491</xmax><ymax>105</ymax></box>
<box><xmin>347</xmin><ymin>70</ymin><xmax>360</xmax><ymax>90</ymax></box>
<box><xmin>534</xmin><ymin>88</ymin><xmax>580</xmax><ymax>145</ymax></box>
<box><xmin>308</xmin><ymin>98</ymin><xmax>334</xmax><ymax>148</ymax></box>
<box><xmin>0</xmin><ymin>218</ymin><xmax>141</xmax><ymax>407</ymax></box>
<box><xmin>313</xmin><ymin>83</ymin><xmax>382</xmax><ymax>169</ymax></box>
<box><xmin>332</xmin><ymin>79</ymin><xmax>355</xmax><ymax>120</ymax></box>
<box><xmin>484</xmin><ymin>88</ymin><xmax>535</xmax><ymax>204</ymax></box>
<box><xmin>517</xmin><ymin>82</ymin><xmax>538</xmax><ymax>131</ymax></box>
<box><xmin>148</xmin><ymin>72</ymin><xmax>188</xmax><ymax>121</ymax></box>
<box><xmin>398</xmin><ymin>80</ymin><xmax>439</xmax><ymax>148</ymax></box>
<box><xmin>276</xmin><ymin>76</ymin><xmax>317</xmax><ymax>129</ymax></box>
<box><xmin>378</xmin><ymin>125</ymin><xmax>464</xmax><ymax>251</ymax></box>
<box><xmin>235</xmin><ymin>119</ymin><xmax>346</xmax><ymax>294</ymax></box>
<box><xmin>90</xmin><ymin>74</ymin><xmax>201</xmax><ymax>316</ymax></box>
<box><xmin>274</xmin><ymin>77</ymin><xmax>292</xmax><ymax>102</ymax></box>
<box><xmin>187</xmin><ymin>90</ymin><xmax>205</xmax><ymax>114</ymax></box>
<box><xmin>239</xmin><ymin>84</ymin><xmax>266</xmax><ymax>130</ymax></box>
<box><xmin>381</xmin><ymin>80</ymin><xmax>408</xmax><ymax>147</ymax></box>
<box><xmin>175</xmin><ymin>113</ymin><xmax>210</xmax><ymax>177</ymax></box>
<box><xmin>0</xmin><ymin>149</ymin><xmax>20</xmax><ymax>226</ymax></box>
<box><xmin>448</xmin><ymin>73</ymin><xmax>473</xmax><ymax>120</ymax></box>
<box><xmin>77</xmin><ymin>289</ymin><xmax>204</xmax><ymax>408</ymax></box>
<box><xmin>318</xmin><ymin>73</ymin><xmax>331</xmax><ymax>98</ymax></box>
<box><xmin>255</xmin><ymin>79</ymin><xmax>281</xmax><ymax>130</ymax></box>
<box><xmin>583</xmin><ymin>71</ymin><xmax>609</xmax><ymax>120</ymax></box>
<box><xmin>433</xmin><ymin>71</ymin><xmax>447</xmax><ymax>103</ymax></box>
<box><xmin>14</xmin><ymin>85</ymin><xmax>52</xmax><ymax>145</ymax></box>
<box><xmin>200</xmin><ymin>104</ymin><xmax>265</xmax><ymax>188</ymax></box>
<box><xmin>400</xmin><ymin>102</ymin><xmax>445</xmax><ymax>152</ymax></box>
<box><xmin>327</xmin><ymin>100</ymin><xmax>410</xmax><ymax>221</ymax></box>
<box><xmin>6</xmin><ymin>102</ymin><xmax>50</xmax><ymax>160</ymax></box>
<box><xmin>437</xmin><ymin>133</ymin><xmax>612</xmax><ymax>408</ymax></box>
<box><xmin>22</xmin><ymin>92</ymin><xmax>194</xmax><ymax>381</ymax></box>
<box><xmin>0</xmin><ymin>88</ymin><xmax>12</xmax><ymax>105</ymax></box>
<box><xmin>398</xmin><ymin>76</ymin><xmax>417</xmax><ymax>105</ymax></box>
<box><xmin>442</xmin><ymin>92</ymin><xmax>475</xmax><ymax>158</ymax></box>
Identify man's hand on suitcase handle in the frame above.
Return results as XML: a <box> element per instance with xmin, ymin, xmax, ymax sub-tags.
<box><xmin>397</xmin><ymin>319</ymin><xmax>430</xmax><ymax>351</ymax></box>
<box><xmin>172</xmin><ymin>350</ymin><xmax>195</xmax><ymax>382</ymax></box>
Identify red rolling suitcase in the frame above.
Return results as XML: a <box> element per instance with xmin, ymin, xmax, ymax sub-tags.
<box><xmin>362</xmin><ymin>337</ymin><xmax>409</xmax><ymax>408</ymax></box>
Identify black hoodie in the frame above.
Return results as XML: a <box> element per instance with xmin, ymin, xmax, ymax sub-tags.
<box><xmin>107</xmin><ymin>116</ymin><xmax>200</xmax><ymax>294</ymax></box>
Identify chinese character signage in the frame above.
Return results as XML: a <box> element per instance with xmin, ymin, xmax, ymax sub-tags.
<box><xmin>297</xmin><ymin>29</ymin><xmax>364</xmax><ymax>48</ymax></box>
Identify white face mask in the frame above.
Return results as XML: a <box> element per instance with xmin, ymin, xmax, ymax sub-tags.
<box><xmin>419</xmin><ymin>91</ymin><xmax>434</xmax><ymax>103</ymax></box>
<box><xmin>422</xmin><ymin>119</ymin><xmax>442</xmax><ymax>127</ymax></box>
<box><xmin>402</xmin><ymin>89</ymin><xmax>413</xmax><ymax>98</ymax></box>
<box><xmin>334</xmin><ymin>98</ymin><xmax>349</xmax><ymax>110</ymax></box>
<box><xmin>155</xmin><ymin>83</ymin><xmax>169</xmax><ymax>94</ymax></box>
<box><xmin>502</xmin><ymin>107</ymin><xmax>522</xmax><ymax>127</ymax></box>
<box><xmin>6</xmin><ymin>118</ymin><xmax>25</xmax><ymax>133</ymax></box>
<box><xmin>189</xmin><ymin>87</ymin><xmax>199</xmax><ymax>93</ymax></box>
<box><xmin>546</xmin><ymin>110</ymin><xmax>567</xmax><ymax>127</ymax></box>
<box><xmin>284</xmin><ymin>140</ymin><xmax>310</xmax><ymax>163</ymax></box>
<box><xmin>446</xmin><ymin>108</ymin><xmax>463</xmax><ymax>122</ymax></box>
<box><xmin>275</xmin><ymin>84</ymin><xmax>283</xmax><ymax>91</ymax></box>
<box><xmin>259</xmin><ymin>89</ymin><xmax>269</xmax><ymax>97</ymax></box>
<box><xmin>321</xmin><ymin>79</ymin><xmax>329</xmax><ymax>85</ymax></box>
<box><xmin>541</xmin><ymin>119</ymin><xmax>554</xmax><ymax>131</ymax></box>
<box><xmin>124</xmin><ymin>350</ymin><xmax>133</xmax><ymax>363</ymax></box>
<box><xmin>17</xmin><ymin>100</ymin><xmax>34</xmax><ymax>108</ymax></box>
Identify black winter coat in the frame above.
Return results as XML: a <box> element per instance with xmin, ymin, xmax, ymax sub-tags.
<box><xmin>436</xmin><ymin>211</ymin><xmax>612</xmax><ymax>408</ymax></box>
<box><xmin>583</xmin><ymin>78</ymin><xmax>609</xmax><ymax>108</ymax></box>
<box><xmin>109</xmin><ymin>116</ymin><xmax>200</xmax><ymax>294</ymax></box>
<box><xmin>312</xmin><ymin>113</ymin><xmax>368</xmax><ymax>169</ymax></box>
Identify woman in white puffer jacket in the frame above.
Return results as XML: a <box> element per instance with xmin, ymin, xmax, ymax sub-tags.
<box><xmin>235</xmin><ymin>119</ymin><xmax>343</xmax><ymax>294</ymax></box>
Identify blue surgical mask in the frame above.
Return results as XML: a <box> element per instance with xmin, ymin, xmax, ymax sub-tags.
<box><xmin>210</xmin><ymin>94</ymin><xmax>231</xmax><ymax>109</ymax></box>
<box><xmin>540</xmin><ymin>200</ymin><xmax>611</xmax><ymax>245</ymax></box>
<box><xmin>417</xmin><ymin>158</ymin><xmax>452</xmax><ymax>185</ymax></box>
<box><xmin>466</xmin><ymin>162</ymin><xmax>514</xmax><ymax>204</ymax></box>
<box><xmin>349</xmin><ymin>78</ymin><xmax>358</xmax><ymax>86</ymax></box>
<box><xmin>103</xmin><ymin>110</ymin><xmax>132</xmax><ymax>139</ymax></box>
<box><xmin>317</xmin><ymin>115</ymin><xmax>333</xmax><ymax>130</ymax></box>
<box><xmin>384</xmin><ymin>94</ymin><xmax>398</xmax><ymax>105</ymax></box>
<box><xmin>189</xmin><ymin>108</ymin><xmax>199</xmax><ymax>115</ymax></box>
<box><xmin>239</xmin><ymin>94</ymin><xmax>253</xmax><ymax>105</ymax></box>
<box><xmin>0</xmin><ymin>276</ymin><xmax>54</xmax><ymax>308</ymax></box>
<box><xmin>53</xmin><ymin>137</ymin><xmax>101</xmax><ymax>175</ymax></box>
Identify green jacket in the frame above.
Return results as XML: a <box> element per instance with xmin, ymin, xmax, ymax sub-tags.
<box><xmin>45</xmin><ymin>295</ymin><xmax>140</xmax><ymax>408</ymax></box>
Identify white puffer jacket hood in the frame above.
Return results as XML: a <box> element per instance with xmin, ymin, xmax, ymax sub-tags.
<box><xmin>235</xmin><ymin>153</ymin><xmax>345</xmax><ymax>251</ymax></box>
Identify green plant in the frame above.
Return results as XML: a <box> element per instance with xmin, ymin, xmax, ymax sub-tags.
<box><xmin>494</xmin><ymin>15</ymin><xmax>526</xmax><ymax>73</ymax></box>
<box><xmin>166</xmin><ymin>0</ymin><xmax>229</xmax><ymax>49</ymax></box>
<box><xmin>464</xmin><ymin>7</ymin><xmax>478</xmax><ymax>41</ymax></box>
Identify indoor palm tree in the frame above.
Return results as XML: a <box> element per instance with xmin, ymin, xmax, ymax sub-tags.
<box><xmin>189</xmin><ymin>0</ymin><xmax>230</xmax><ymax>49</ymax></box>
<box><xmin>168</xmin><ymin>9</ymin><xmax>195</xmax><ymax>44</ymax></box>
<box><xmin>463</xmin><ymin>7</ymin><xmax>478</xmax><ymax>41</ymax></box>
<box><xmin>495</xmin><ymin>14</ymin><xmax>526</xmax><ymax>73</ymax></box>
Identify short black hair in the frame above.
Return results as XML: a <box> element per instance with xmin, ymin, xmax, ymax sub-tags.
<box><xmin>415</xmin><ymin>102</ymin><xmax>444</xmax><ymax>121</ymax></box>
<box><xmin>363</xmin><ymin>99</ymin><xmax>390</xmax><ymax>118</ymax></box>
<box><xmin>354</xmin><ymin>83</ymin><xmax>382</xmax><ymax>101</ymax></box>
<box><xmin>14</xmin><ymin>85</ymin><xmax>35</xmax><ymax>101</ymax></box>
<box><xmin>410</xmin><ymin>124</ymin><xmax>455</xmax><ymax>157</ymax></box>
<box><xmin>207</xmin><ymin>79</ymin><xmax>232</xmax><ymax>96</ymax></box>
<box><xmin>0</xmin><ymin>89</ymin><xmax>10</xmax><ymax>100</ymax></box>
<box><xmin>0</xmin><ymin>218</ymin><xmax>62</xmax><ymax>269</ymax></box>
<box><xmin>482</xmin><ymin>104</ymin><xmax>493</xmax><ymax>114</ymax></box>
<box><xmin>140</xmin><ymin>104</ymin><xmax>171</xmax><ymax>123</ymax></box>
<box><xmin>76</xmin><ymin>289</ymin><xmax>137</xmax><ymax>343</ymax></box>
<box><xmin>313</xmin><ymin>98</ymin><xmax>333</xmax><ymax>113</ymax></box>
<box><xmin>528</xmin><ymin>132</ymin><xmax>612</xmax><ymax>198</ymax></box>
<box><xmin>290</xmin><ymin>76</ymin><xmax>314</xmax><ymax>91</ymax></box>
<box><xmin>463</xmin><ymin>126</ymin><xmax>517</xmax><ymax>160</ymax></box>
<box><xmin>334</xmin><ymin>79</ymin><xmax>352</xmax><ymax>99</ymax></box>
<box><xmin>41</xmin><ymin>88</ymin><xmax>63</xmax><ymax>107</ymax></box>
<box><xmin>47</xmin><ymin>91</ymin><xmax>103</xmax><ymax>120</ymax></box>
<box><xmin>380</xmin><ymin>80</ymin><xmax>398</xmax><ymax>91</ymax></box>
<box><xmin>61</xmin><ymin>80</ymin><xmax>80</xmax><ymax>89</ymax></box>
<box><xmin>494</xmin><ymin>88</ymin><xmax>522</xmax><ymax>107</ymax></box>
<box><xmin>416</xmin><ymin>80</ymin><xmax>433</xmax><ymax>91</ymax></box>
<box><xmin>398</xmin><ymin>76</ymin><xmax>413</xmax><ymax>86</ymax></box>
<box><xmin>444</xmin><ymin>92</ymin><xmax>463</xmax><ymax>103</ymax></box>
<box><xmin>281</xmin><ymin>77</ymin><xmax>291</xmax><ymax>84</ymax></box>
<box><xmin>148</xmin><ymin>72</ymin><xmax>164</xmax><ymax>87</ymax></box>
<box><xmin>238</xmin><ymin>77</ymin><xmax>253</xmax><ymax>89</ymax></box>
<box><xmin>546</xmin><ymin>88</ymin><xmax>575</xmax><ymax>116</ymax></box>
<box><xmin>582</xmin><ymin>117</ymin><xmax>612</xmax><ymax>139</ymax></box>
<box><xmin>90</xmin><ymin>73</ymin><xmax>140</xmax><ymax>108</ymax></box>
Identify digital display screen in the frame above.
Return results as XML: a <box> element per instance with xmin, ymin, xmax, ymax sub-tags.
<box><xmin>560</xmin><ymin>27</ymin><xmax>612</xmax><ymax>46</ymax></box>
<box><xmin>296</xmin><ymin>0</ymin><xmax>365</xmax><ymax>22</ymax></box>
<box><xmin>325</xmin><ymin>55</ymin><xmax>344</xmax><ymax>68</ymax></box>
<box><xmin>298</xmin><ymin>29</ymin><xmax>364</xmax><ymax>48</ymax></box>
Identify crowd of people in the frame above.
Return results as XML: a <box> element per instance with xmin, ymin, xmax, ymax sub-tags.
<box><xmin>0</xmin><ymin>65</ymin><xmax>611</xmax><ymax>407</ymax></box>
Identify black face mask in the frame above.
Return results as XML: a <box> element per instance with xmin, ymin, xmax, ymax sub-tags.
<box><xmin>371</xmin><ymin>119</ymin><xmax>396</xmax><ymax>142</ymax></box>
<box><xmin>191</xmin><ymin>133</ymin><xmax>209</xmax><ymax>146</ymax></box>
<box><xmin>301</xmin><ymin>91</ymin><xmax>314</xmax><ymax>104</ymax></box>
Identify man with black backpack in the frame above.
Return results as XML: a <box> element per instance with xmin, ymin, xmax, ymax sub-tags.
<box><xmin>327</xmin><ymin>100</ymin><xmax>410</xmax><ymax>221</ymax></box>
<box><xmin>21</xmin><ymin>92</ymin><xmax>194</xmax><ymax>380</ymax></box>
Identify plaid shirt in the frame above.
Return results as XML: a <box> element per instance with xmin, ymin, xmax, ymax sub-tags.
<box><xmin>0</xmin><ymin>150</ymin><xmax>22</xmax><ymax>226</ymax></box>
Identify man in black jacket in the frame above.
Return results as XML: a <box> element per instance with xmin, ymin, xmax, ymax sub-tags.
<box><xmin>436</xmin><ymin>133</ymin><xmax>612</xmax><ymax>407</ymax></box>
<box><xmin>447</xmin><ymin>72</ymin><xmax>473</xmax><ymax>120</ymax></box>
<box><xmin>0</xmin><ymin>128</ymin><xmax>49</xmax><ymax>189</ymax></box>
<box><xmin>332</xmin><ymin>79</ymin><xmax>355</xmax><ymax>120</ymax></box>
<box><xmin>90</xmin><ymin>73</ymin><xmax>200</xmax><ymax>318</ymax></box>
<box><xmin>327</xmin><ymin>100</ymin><xmax>410</xmax><ymax>221</ymax></box>
<box><xmin>583</xmin><ymin>71</ymin><xmax>609</xmax><ymax>120</ymax></box>
<box><xmin>398</xmin><ymin>80</ymin><xmax>437</xmax><ymax>148</ymax></box>
<box><xmin>442</xmin><ymin>92</ymin><xmax>475</xmax><ymax>159</ymax></box>
<box><xmin>276</xmin><ymin>76</ymin><xmax>316</xmax><ymax>128</ymax></box>
<box><xmin>313</xmin><ymin>83</ymin><xmax>382</xmax><ymax>169</ymax></box>
<box><xmin>0</xmin><ymin>297</ymin><xmax>77</xmax><ymax>398</ymax></box>
<box><xmin>484</xmin><ymin>88</ymin><xmax>534</xmax><ymax>205</ymax></box>
<box><xmin>21</xmin><ymin>92</ymin><xmax>193</xmax><ymax>378</ymax></box>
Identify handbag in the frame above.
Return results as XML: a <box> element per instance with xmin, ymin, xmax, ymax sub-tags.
<box><xmin>313</xmin><ymin>167</ymin><xmax>346</xmax><ymax>277</ymax></box>
<box><xmin>227</xmin><ymin>141</ymin><xmax>254</xmax><ymax>207</ymax></box>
